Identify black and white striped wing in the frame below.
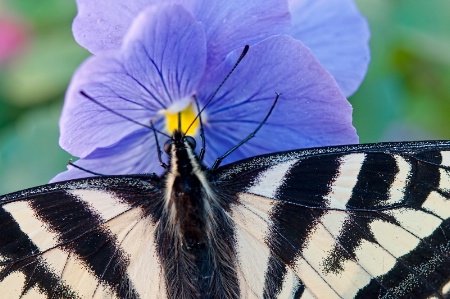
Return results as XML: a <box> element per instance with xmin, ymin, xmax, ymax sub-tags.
<box><xmin>1</xmin><ymin>141</ymin><xmax>450</xmax><ymax>298</ymax></box>
<box><xmin>0</xmin><ymin>176</ymin><xmax>166</xmax><ymax>299</ymax></box>
<box><xmin>217</xmin><ymin>141</ymin><xmax>450</xmax><ymax>298</ymax></box>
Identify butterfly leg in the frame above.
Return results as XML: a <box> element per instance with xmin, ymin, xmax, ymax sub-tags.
<box><xmin>151</xmin><ymin>121</ymin><xmax>168</xmax><ymax>169</ymax></box>
<box><xmin>67</xmin><ymin>160</ymin><xmax>106</xmax><ymax>176</ymax></box>
<box><xmin>212</xmin><ymin>92</ymin><xmax>280</xmax><ymax>169</ymax></box>
<box><xmin>193</xmin><ymin>95</ymin><xmax>206</xmax><ymax>161</ymax></box>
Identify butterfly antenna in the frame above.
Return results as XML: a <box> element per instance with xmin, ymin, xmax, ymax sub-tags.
<box><xmin>67</xmin><ymin>160</ymin><xmax>105</xmax><ymax>176</ymax></box>
<box><xmin>185</xmin><ymin>45</ymin><xmax>249</xmax><ymax>135</ymax></box>
<box><xmin>193</xmin><ymin>95</ymin><xmax>206</xmax><ymax>160</ymax></box>
<box><xmin>212</xmin><ymin>93</ymin><xmax>280</xmax><ymax>169</ymax></box>
<box><xmin>151</xmin><ymin>121</ymin><xmax>168</xmax><ymax>169</ymax></box>
<box><xmin>80</xmin><ymin>91</ymin><xmax>170</xmax><ymax>138</ymax></box>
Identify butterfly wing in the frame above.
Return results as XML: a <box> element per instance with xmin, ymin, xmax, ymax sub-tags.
<box><xmin>0</xmin><ymin>176</ymin><xmax>166</xmax><ymax>299</ymax></box>
<box><xmin>215</xmin><ymin>141</ymin><xmax>450</xmax><ymax>298</ymax></box>
<box><xmin>2</xmin><ymin>141</ymin><xmax>450</xmax><ymax>298</ymax></box>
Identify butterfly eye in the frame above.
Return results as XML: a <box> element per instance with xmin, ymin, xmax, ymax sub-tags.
<box><xmin>164</xmin><ymin>140</ymin><xmax>173</xmax><ymax>154</ymax></box>
<box><xmin>185</xmin><ymin>136</ymin><xmax>196</xmax><ymax>149</ymax></box>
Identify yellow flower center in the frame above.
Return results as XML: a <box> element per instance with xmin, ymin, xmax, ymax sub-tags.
<box><xmin>165</xmin><ymin>102</ymin><xmax>200</xmax><ymax>136</ymax></box>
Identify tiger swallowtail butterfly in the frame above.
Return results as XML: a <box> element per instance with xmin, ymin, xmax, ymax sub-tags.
<box><xmin>0</xmin><ymin>131</ymin><xmax>449</xmax><ymax>298</ymax></box>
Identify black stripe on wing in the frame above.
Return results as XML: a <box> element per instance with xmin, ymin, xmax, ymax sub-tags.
<box><xmin>323</xmin><ymin>153</ymin><xmax>400</xmax><ymax>276</ymax></box>
<box><xmin>411</xmin><ymin>149</ymin><xmax>449</xmax><ymax>206</ymax></box>
<box><xmin>355</xmin><ymin>150</ymin><xmax>450</xmax><ymax>298</ymax></box>
<box><xmin>31</xmin><ymin>189</ymin><xmax>140</xmax><ymax>298</ymax></box>
<box><xmin>357</xmin><ymin>218</ymin><xmax>450</xmax><ymax>298</ymax></box>
<box><xmin>216</xmin><ymin>141</ymin><xmax>450</xmax><ymax>298</ymax></box>
<box><xmin>262</xmin><ymin>154</ymin><xmax>341</xmax><ymax>298</ymax></box>
<box><xmin>347</xmin><ymin>153</ymin><xmax>398</xmax><ymax>209</ymax></box>
<box><xmin>0</xmin><ymin>208</ymin><xmax>76</xmax><ymax>298</ymax></box>
<box><xmin>0</xmin><ymin>175</ymin><xmax>163</xmax><ymax>298</ymax></box>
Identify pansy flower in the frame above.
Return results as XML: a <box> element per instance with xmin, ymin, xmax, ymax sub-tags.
<box><xmin>53</xmin><ymin>0</ymin><xmax>369</xmax><ymax>181</ymax></box>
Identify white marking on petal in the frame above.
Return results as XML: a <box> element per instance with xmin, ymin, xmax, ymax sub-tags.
<box><xmin>386</xmin><ymin>155</ymin><xmax>411</xmax><ymax>205</ymax></box>
<box><xmin>67</xmin><ymin>189</ymin><xmax>131</xmax><ymax>221</ymax></box>
<box><xmin>3</xmin><ymin>201</ymin><xmax>58</xmax><ymax>250</ymax></box>
<box><xmin>369</xmin><ymin>219</ymin><xmax>420</xmax><ymax>257</ymax></box>
<box><xmin>422</xmin><ymin>191</ymin><xmax>450</xmax><ymax>219</ymax></box>
<box><xmin>386</xmin><ymin>208</ymin><xmax>442</xmax><ymax>238</ymax></box>
<box><xmin>325</xmin><ymin>153</ymin><xmax>365</xmax><ymax>209</ymax></box>
<box><xmin>246</xmin><ymin>160</ymin><xmax>297</xmax><ymax>198</ymax></box>
<box><xmin>165</xmin><ymin>97</ymin><xmax>191</xmax><ymax>114</ymax></box>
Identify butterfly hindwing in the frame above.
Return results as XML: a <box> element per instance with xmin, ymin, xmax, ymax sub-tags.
<box><xmin>216</xmin><ymin>141</ymin><xmax>450</xmax><ymax>298</ymax></box>
<box><xmin>0</xmin><ymin>176</ymin><xmax>165</xmax><ymax>299</ymax></box>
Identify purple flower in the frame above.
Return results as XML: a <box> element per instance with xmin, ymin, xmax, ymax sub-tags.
<box><xmin>73</xmin><ymin>0</ymin><xmax>370</xmax><ymax>97</ymax></box>
<box><xmin>53</xmin><ymin>1</ymin><xmax>368</xmax><ymax>181</ymax></box>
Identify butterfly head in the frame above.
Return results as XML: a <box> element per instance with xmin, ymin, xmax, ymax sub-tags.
<box><xmin>163</xmin><ymin>130</ymin><xmax>197</xmax><ymax>156</ymax></box>
<box><xmin>162</xmin><ymin>130</ymin><xmax>206</xmax><ymax>195</ymax></box>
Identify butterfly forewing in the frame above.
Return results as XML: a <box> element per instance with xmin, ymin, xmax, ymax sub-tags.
<box><xmin>0</xmin><ymin>177</ymin><xmax>165</xmax><ymax>298</ymax></box>
<box><xmin>0</xmin><ymin>140</ymin><xmax>449</xmax><ymax>298</ymax></box>
<box><xmin>217</xmin><ymin>141</ymin><xmax>450</xmax><ymax>298</ymax></box>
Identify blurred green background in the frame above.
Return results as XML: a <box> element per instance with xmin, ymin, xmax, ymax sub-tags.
<box><xmin>0</xmin><ymin>0</ymin><xmax>449</xmax><ymax>194</ymax></box>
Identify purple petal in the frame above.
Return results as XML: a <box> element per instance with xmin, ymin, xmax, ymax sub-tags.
<box><xmin>182</xmin><ymin>0</ymin><xmax>291</xmax><ymax>69</ymax></box>
<box><xmin>51</xmin><ymin>128</ymin><xmax>164</xmax><ymax>182</ymax></box>
<box><xmin>74</xmin><ymin>0</ymin><xmax>291</xmax><ymax>66</ymax></box>
<box><xmin>122</xmin><ymin>4</ymin><xmax>206</xmax><ymax>103</ymax></box>
<box><xmin>198</xmin><ymin>36</ymin><xmax>358</xmax><ymax>167</ymax></box>
<box><xmin>60</xmin><ymin>5</ymin><xmax>206</xmax><ymax>157</ymax></box>
<box><xmin>73</xmin><ymin>0</ymin><xmax>153</xmax><ymax>54</ymax></box>
<box><xmin>289</xmin><ymin>0</ymin><xmax>370</xmax><ymax>96</ymax></box>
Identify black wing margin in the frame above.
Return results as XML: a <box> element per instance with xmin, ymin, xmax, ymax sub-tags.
<box><xmin>0</xmin><ymin>175</ymin><xmax>164</xmax><ymax>299</ymax></box>
<box><xmin>215</xmin><ymin>140</ymin><xmax>450</xmax><ymax>298</ymax></box>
